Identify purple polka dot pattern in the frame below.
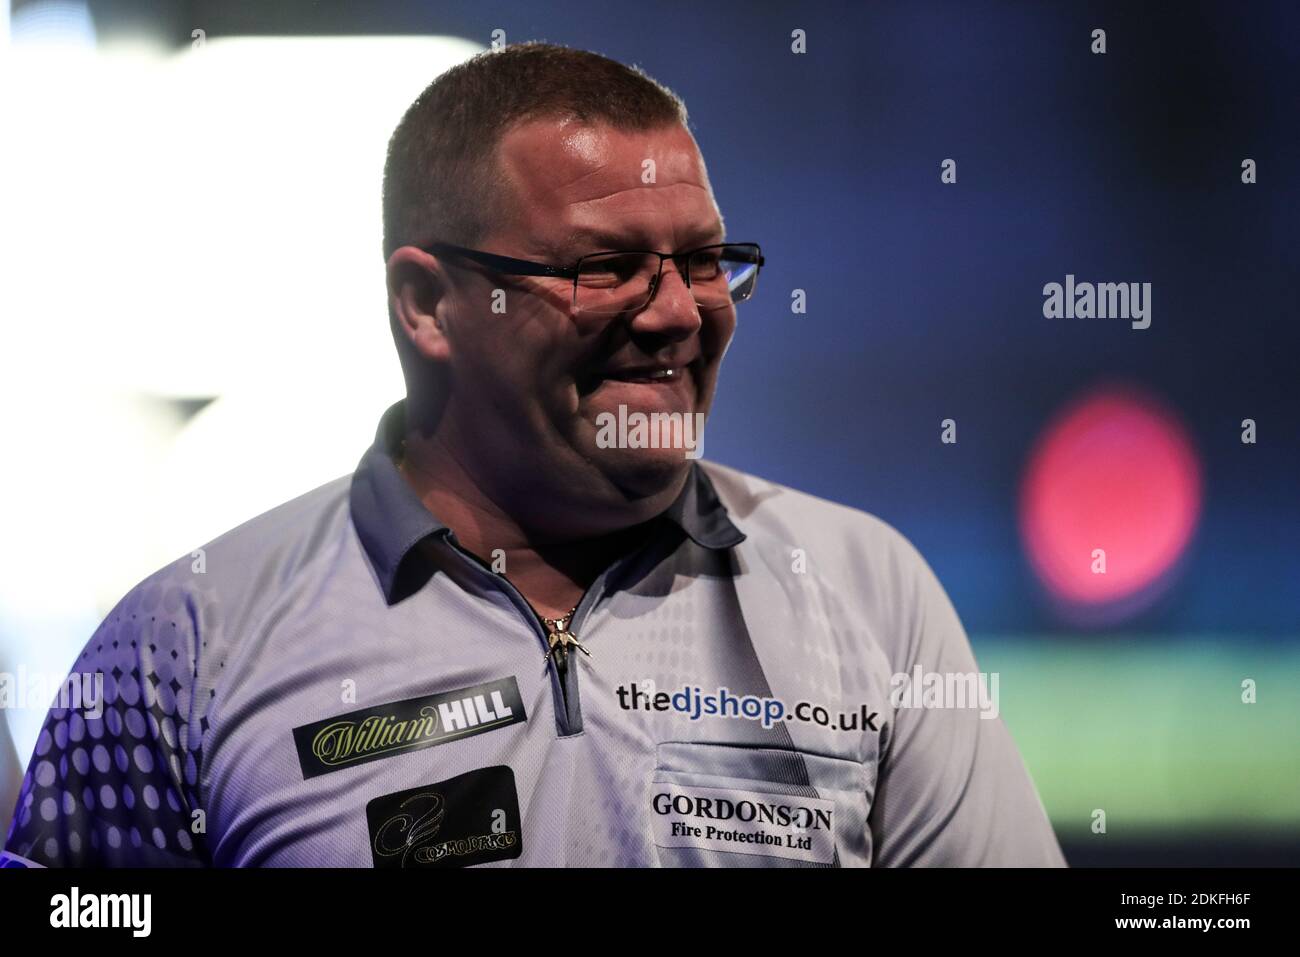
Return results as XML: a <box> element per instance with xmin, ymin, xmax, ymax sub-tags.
<box><xmin>3</xmin><ymin>564</ymin><xmax>217</xmax><ymax>866</ymax></box>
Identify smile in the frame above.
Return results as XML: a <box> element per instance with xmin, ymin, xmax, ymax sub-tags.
<box><xmin>603</xmin><ymin>366</ymin><xmax>683</xmax><ymax>384</ymax></box>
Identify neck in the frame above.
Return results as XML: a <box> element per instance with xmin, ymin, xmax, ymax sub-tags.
<box><xmin>398</xmin><ymin>433</ymin><xmax>655</xmax><ymax>621</ymax></box>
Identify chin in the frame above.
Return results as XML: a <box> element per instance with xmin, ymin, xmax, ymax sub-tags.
<box><xmin>594</xmin><ymin>446</ymin><xmax>695</xmax><ymax>502</ymax></box>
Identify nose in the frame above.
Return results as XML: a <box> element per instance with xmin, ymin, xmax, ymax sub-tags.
<box><xmin>628</xmin><ymin>258</ymin><xmax>702</xmax><ymax>341</ymax></box>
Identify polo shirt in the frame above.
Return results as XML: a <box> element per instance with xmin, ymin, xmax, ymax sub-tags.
<box><xmin>2</xmin><ymin>399</ymin><xmax>1064</xmax><ymax>868</ymax></box>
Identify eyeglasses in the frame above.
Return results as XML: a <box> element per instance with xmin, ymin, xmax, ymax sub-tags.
<box><xmin>416</xmin><ymin>240</ymin><xmax>764</xmax><ymax>317</ymax></box>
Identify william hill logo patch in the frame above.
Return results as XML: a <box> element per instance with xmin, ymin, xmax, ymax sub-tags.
<box><xmin>293</xmin><ymin>677</ymin><xmax>526</xmax><ymax>779</ymax></box>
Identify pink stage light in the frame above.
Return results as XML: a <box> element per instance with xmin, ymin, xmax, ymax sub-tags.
<box><xmin>1020</xmin><ymin>386</ymin><xmax>1202</xmax><ymax>612</ymax></box>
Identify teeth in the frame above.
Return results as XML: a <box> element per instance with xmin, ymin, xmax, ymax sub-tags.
<box><xmin>601</xmin><ymin>367</ymin><xmax>679</xmax><ymax>382</ymax></box>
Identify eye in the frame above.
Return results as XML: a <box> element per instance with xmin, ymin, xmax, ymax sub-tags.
<box><xmin>577</xmin><ymin>252</ymin><xmax>652</xmax><ymax>286</ymax></box>
<box><xmin>687</xmin><ymin>249</ymin><xmax>723</xmax><ymax>281</ymax></box>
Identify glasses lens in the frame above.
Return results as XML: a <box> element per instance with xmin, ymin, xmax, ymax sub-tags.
<box><xmin>687</xmin><ymin>244</ymin><xmax>761</xmax><ymax>309</ymax></box>
<box><xmin>573</xmin><ymin>245</ymin><xmax>762</xmax><ymax>316</ymax></box>
<box><xmin>574</xmin><ymin>251</ymin><xmax>661</xmax><ymax>316</ymax></box>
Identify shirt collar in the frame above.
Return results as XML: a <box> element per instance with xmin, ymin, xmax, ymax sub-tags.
<box><xmin>349</xmin><ymin>399</ymin><xmax>745</xmax><ymax>604</ymax></box>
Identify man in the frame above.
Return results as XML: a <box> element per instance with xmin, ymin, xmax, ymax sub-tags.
<box><xmin>2</xmin><ymin>43</ymin><xmax>1063</xmax><ymax>867</ymax></box>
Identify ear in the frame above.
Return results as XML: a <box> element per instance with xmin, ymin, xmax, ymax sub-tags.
<box><xmin>387</xmin><ymin>246</ymin><xmax>453</xmax><ymax>364</ymax></box>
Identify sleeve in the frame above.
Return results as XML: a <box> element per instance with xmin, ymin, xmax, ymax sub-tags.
<box><xmin>867</xmin><ymin>540</ymin><xmax>1066</xmax><ymax>867</ymax></box>
<box><xmin>1</xmin><ymin>573</ymin><xmax>212</xmax><ymax>867</ymax></box>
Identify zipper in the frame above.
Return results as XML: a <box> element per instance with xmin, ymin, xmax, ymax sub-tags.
<box><xmin>538</xmin><ymin>607</ymin><xmax>590</xmax><ymax>734</ymax></box>
<box><xmin>440</xmin><ymin>532</ymin><xmax>605</xmax><ymax>737</ymax></box>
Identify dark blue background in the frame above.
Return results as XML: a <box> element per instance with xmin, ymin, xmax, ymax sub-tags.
<box><xmin>85</xmin><ymin>0</ymin><xmax>1300</xmax><ymax>635</ymax></box>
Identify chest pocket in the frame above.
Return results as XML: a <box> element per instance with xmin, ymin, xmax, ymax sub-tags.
<box><xmin>649</xmin><ymin>741</ymin><xmax>872</xmax><ymax>867</ymax></box>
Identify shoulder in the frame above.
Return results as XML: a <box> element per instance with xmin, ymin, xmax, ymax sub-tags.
<box><xmin>184</xmin><ymin>472</ymin><xmax>354</xmax><ymax>578</ymax></box>
<box><xmin>698</xmin><ymin>459</ymin><xmax>948</xmax><ymax>641</ymax></box>
<box><xmin>699</xmin><ymin>459</ymin><xmax>928</xmax><ymax>575</ymax></box>
<box><xmin>105</xmin><ymin>473</ymin><xmax>355</xmax><ymax>647</ymax></box>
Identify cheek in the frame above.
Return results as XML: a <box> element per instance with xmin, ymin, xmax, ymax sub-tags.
<box><xmin>499</xmin><ymin>336</ymin><xmax>583</xmax><ymax>422</ymax></box>
<box><xmin>459</xmin><ymin>305</ymin><xmax>564</xmax><ymax>383</ymax></box>
<box><xmin>700</xmin><ymin>308</ymin><xmax>737</xmax><ymax>362</ymax></box>
<box><xmin>450</xmin><ymin>294</ymin><xmax>583</xmax><ymax>425</ymax></box>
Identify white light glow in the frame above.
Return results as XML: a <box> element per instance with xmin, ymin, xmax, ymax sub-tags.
<box><xmin>0</xmin><ymin>32</ymin><xmax>484</xmax><ymax>772</ymax></box>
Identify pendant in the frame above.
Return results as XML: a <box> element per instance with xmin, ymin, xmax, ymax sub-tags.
<box><xmin>543</xmin><ymin>621</ymin><xmax>592</xmax><ymax>662</ymax></box>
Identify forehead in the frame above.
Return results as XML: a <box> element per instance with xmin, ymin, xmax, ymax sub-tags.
<box><xmin>493</xmin><ymin>117</ymin><xmax>721</xmax><ymax>254</ymax></box>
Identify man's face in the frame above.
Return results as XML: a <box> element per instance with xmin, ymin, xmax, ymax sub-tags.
<box><xmin>408</xmin><ymin>117</ymin><xmax>737</xmax><ymax>535</ymax></box>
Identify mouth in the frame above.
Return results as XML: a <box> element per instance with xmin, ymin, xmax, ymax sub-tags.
<box><xmin>601</xmin><ymin>365</ymin><xmax>685</xmax><ymax>385</ymax></box>
<box><xmin>578</xmin><ymin>360</ymin><xmax>699</xmax><ymax>398</ymax></box>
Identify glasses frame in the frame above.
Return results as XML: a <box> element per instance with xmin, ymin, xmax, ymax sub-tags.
<box><xmin>416</xmin><ymin>240</ymin><xmax>764</xmax><ymax>315</ymax></box>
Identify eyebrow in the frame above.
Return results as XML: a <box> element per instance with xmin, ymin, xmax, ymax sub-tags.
<box><xmin>550</xmin><ymin>223</ymin><xmax>726</xmax><ymax>259</ymax></box>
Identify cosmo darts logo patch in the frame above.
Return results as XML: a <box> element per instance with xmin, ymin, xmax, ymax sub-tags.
<box><xmin>292</xmin><ymin>677</ymin><xmax>526</xmax><ymax>779</ymax></box>
<box><xmin>366</xmin><ymin>766</ymin><xmax>522</xmax><ymax>868</ymax></box>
